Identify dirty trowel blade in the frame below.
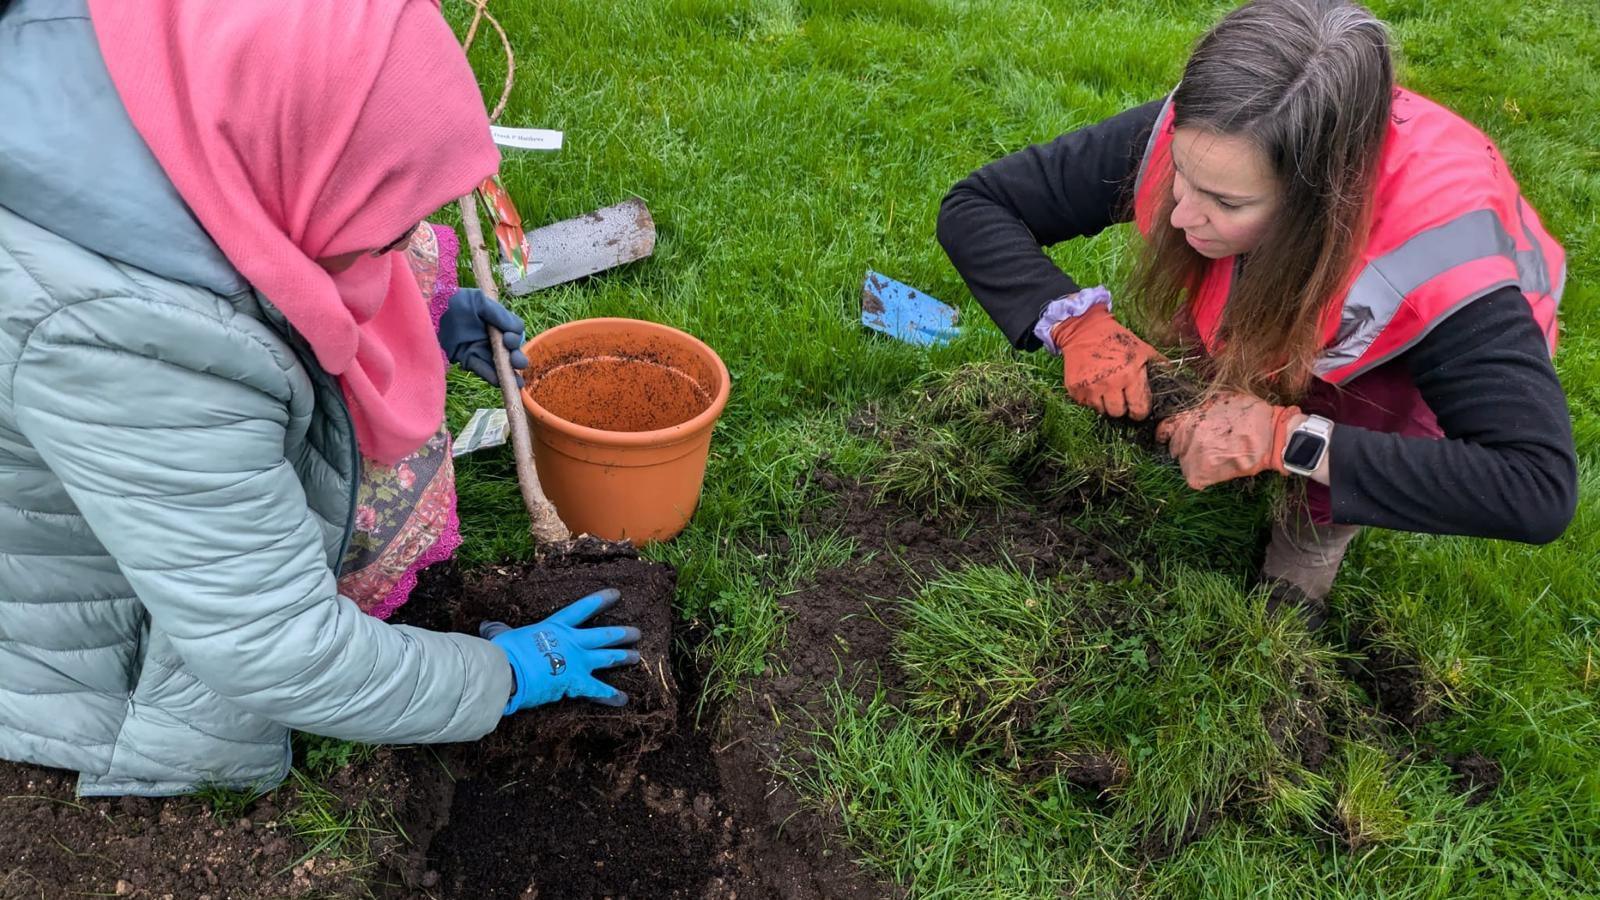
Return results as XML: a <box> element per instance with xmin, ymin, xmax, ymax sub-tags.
<box><xmin>501</xmin><ymin>198</ymin><xmax>657</xmax><ymax>295</ymax></box>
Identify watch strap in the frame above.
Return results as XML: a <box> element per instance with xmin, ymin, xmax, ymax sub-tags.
<box><xmin>1268</xmin><ymin>405</ymin><xmax>1304</xmax><ymax>476</ymax></box>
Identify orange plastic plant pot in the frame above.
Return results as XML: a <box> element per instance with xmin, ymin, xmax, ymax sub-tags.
<box><xmin>519</xmin><ymin>318</ymin><xmax>731</xmax><ymax>544</ymax></box>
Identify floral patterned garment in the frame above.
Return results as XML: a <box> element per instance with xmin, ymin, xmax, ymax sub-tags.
<box><xmin>336</xmin><ymin>223</ymin><xmax>464</xmax><ymax>619</ymax></box>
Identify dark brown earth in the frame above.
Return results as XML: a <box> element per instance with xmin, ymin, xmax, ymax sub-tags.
<box><xmin>0</xmin><ymin>401</ymin><xmax>1496</xmax><ymax>895</ymax></box>
<box><xmin>386</xmin><ymin>543</ymin><xmax>892</xmax><ymax>900</ymax></box>
<box><xmin>1340</xmin><ymin>623</ymin><xmax>1443</xmax><ymax>730</ymax></box>
<box><xmin>1146</xmin><ymin>359</ymin><xmax>1206</xmax><ymax>420</ymax></box>
<box><xmin>1442</xmin><ymin>749</ymin><xmax>1503</xmax><ymax>807</ymax></box>
<box><xmin>0</xmin><ymin>747</ymin><xmax>427</xmax><ymax>900</ymax></box>
<box><xmin>401</xmin><ymin>539</ymin><xmax>681</xmax><ymax>760</ymax></box>
<box><xmin>416</xmin><ymin>664</ymin><xmax>763</xmax><ymax>900</ymax></box>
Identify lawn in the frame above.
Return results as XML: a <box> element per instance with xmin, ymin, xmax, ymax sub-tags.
<box><xmin>443</xmin><ymin>0</ymin><xmax>1600</xmax><ymax>896</ymax></box>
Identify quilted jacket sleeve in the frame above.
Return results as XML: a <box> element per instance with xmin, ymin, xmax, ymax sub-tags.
<box><xmin>13</xmin><ymin>292</ymin><xmax>512</xmax><ymax>744</ymax></box>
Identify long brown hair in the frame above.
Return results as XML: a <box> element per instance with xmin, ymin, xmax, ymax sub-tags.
<box><xmin>1128</xmin><ymin>0</ymin><xmax>1393</xmax><ymax>401</ymax></box>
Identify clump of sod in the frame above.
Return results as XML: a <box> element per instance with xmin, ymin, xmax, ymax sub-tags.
<box><xmin>867</xmin><ymin>361</ymin><xmax>1055</xmax><ymax>512</ymax></box>
<box><xmin>894</xmin><ymin>565</ymin><xmax>1114</xmax><ymax>759</ymax></box>
<box><xmin>892</xmin><ymin>563</ymin><xmax>1390</xmax><ymax>850</ymax></box>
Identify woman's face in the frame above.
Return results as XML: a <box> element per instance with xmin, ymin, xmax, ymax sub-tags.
<box><xmin>1168</xmin><ymin>127</ymin><xmax>1282</xmax><ymax>259</ymax></box>
<box><xmin>315</xmin><ymin>225</ymin><xmax>420</xmax><ymax>274</ymax></box>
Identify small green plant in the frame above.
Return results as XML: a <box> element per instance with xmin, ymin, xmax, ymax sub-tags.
<box><xmin>296</xmin><ymin>734</ymin><xmax>379</xmax><ymax>781</ymax></box>
<box><xmin>195</xmin><ymin>784</ymin><xmax>263</xmax><ymax>821</ymax></box>
<box><xmin>279</xmin><ymin>771</ymin><xmax>395</xmax><ymax>880</ymax></box>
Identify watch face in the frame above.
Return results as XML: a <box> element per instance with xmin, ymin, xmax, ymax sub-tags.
<box><xmin>1284</xmin><ymin>430</ymin><xmax>1326</xmax><ymax>471</ymax></box>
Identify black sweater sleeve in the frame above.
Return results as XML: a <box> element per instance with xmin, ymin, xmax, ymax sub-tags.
<box><xmin>937</xmin><ymin>100</ymin><xmax>1162</xmax><ymax>350</ymax></box>
<box><xmin>1329</xmin><ymin>287</ymin><xmax>1578</xmax><ymax>543</ymax></box>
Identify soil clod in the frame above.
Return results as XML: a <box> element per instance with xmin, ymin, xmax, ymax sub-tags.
<box><xmin>1341</xmin><ymin>624</ymin><xmax>1441</xmax><ymax>730</ymax></box>
<box><xmin>1265</xmin><ymin>579</ymin><xmax>1329</xmax><ymax>631</ymax></box>
<box><xmin>1146</xmin><ymin>360</ymin><xmax>1205</xmax><ymax>421</ymax></box>
<box><xmin>443</xmin><ymin>550</ymin><xmax>680</xmax><ymax>760</ymax></box>
<box><xmin>1443</xmin><ymin>750</ymin><xmax>1502</xmax><ymax>806</ymax></box>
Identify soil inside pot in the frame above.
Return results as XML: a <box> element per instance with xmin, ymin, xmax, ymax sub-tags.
<box><xmin>528</xmin><ymin>348</ymin><xmax>711</xmax><ymax>433</ymax></box>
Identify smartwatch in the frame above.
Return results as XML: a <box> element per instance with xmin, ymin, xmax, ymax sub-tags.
<box><xmin>1282</xmin><ymin>415</ymin><xmax>1333</xmax><ymax>477</ymax></box>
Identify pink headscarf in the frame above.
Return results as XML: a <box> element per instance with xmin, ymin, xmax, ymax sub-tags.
<box><xmin>88</xmin><ymin>0</ymin><xmax>501</xmax><ymax>464</ymax></box>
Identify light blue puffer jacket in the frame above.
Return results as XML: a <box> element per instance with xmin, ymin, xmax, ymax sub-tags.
<box><xmin>0</xmin><ymin>0</ymin><xmax>510</xmax><ymax>796</ymax></box>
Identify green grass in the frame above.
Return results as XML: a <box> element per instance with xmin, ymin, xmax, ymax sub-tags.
<box><xmin>278</xmin><ymin>772</ymin><xmax>396</xmax><ymax>883</ymax></box>
<box><xmin>425</xmin><ymin>0</ymin><xmax>1600</xmax><ymax>895</ymax></box>
<box><xmin>868</xmin><ymin>362</ymin><xmax>1051</xmax><ymax>510</ymax></box>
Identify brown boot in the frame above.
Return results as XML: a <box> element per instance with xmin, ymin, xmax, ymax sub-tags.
<box><xmin>1260</xmin><ymin>513</ymin><xmax>1359</xmax><ymax>628</ymax></box>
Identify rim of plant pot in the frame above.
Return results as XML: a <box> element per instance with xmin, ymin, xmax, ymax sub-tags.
<box><xmin>519</xmin><ymin>317</ymin><xmax>731</xmax><ymax>448</ymax></box>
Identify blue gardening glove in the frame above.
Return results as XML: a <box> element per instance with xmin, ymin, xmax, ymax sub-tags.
<box><xmin>439</xmin><ymin>287</ymin><xmax>529</xmax><ymax>386</ymax></box>
<box><xmin>480</xmin><ymin>588</ymin><xmax>643</xmax><ymax>714</ymax></box>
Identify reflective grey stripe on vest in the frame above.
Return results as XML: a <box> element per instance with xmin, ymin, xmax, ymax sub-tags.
<box><xmin>1315</xmin><ymin>207</ymin><xmax>1563</xmax><ymax>379</ymax></box>
<box><xmin>1516</xmin><ymin>199</ymin><xmax>1566</xmax><ymax>346</ymax></box>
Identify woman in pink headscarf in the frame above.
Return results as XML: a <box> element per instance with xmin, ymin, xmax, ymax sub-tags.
<box><xmin>0</xmin><ymin>0</ymin><xmax>638</xmax><ymax>796</ymax></box>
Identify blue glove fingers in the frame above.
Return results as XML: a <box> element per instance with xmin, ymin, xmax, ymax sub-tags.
<box><xmin>547</xmin><ymin>588</ymin><xmax>621</xmax><ymax>628</ymax></box>
<box><xmin>481</xmin><ymin>298</ymin><xmax>525</xmax><ymax>336</ymax></box>
<box><xmin>575</xmin><ymin>625</ymin><xmax>642</xmax><ymax>650</ymax></box>
<box><xmin>462</xmin><ymin>351</ymin><xmax>524</xmax><ymax>388</ymax></box>
<box><xmin>479</xmin><ymin>621</ymin><xmax>511</xmax><ymax>640</ymax></box>
<box><xmin>589</xmin><ymin>649</ymin><xmax>642</xmax><ymax>670</ymax></box>
<box><xmin>461</xmin><ymin>352</ymin><xmax>501</xmax><ymax>386</ymax></box>
<box><xmin>569</xmin><ymin>675</ymin><xmax>627</xmax><ymax>706</ymax></box>
<box><xmin>508</xmin><ymin>346</ymin><xmax>530</xmax><ymax>370</ymax></box>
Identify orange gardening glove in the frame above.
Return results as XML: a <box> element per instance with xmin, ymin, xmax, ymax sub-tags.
<box><xmin>1049</xmin><ymin>306</ymin><xmax>1166</xmax><ymax>420</ymax></box>
<box><xmin>1154</xmin><ymin>392</ymin><xmax>1302</xmax><ymax>490</ymax></box>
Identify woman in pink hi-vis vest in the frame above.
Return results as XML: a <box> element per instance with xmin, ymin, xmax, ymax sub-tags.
<box><xmin>938</xmin><ymin>0</ymin><xmax>1575</xmax><ymax>625</ymax></box>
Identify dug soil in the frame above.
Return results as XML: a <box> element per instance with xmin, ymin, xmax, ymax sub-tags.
<box><xmin>0</xmin><ymin>440</ymin><xmax>1499</xmax><ymax>896</ymax></box>
<box><xmin>405</xmin><ymin>538</ymin><xmax>682</xmax><ymax>760</ymax></box>
<box><xmin>0</xmin><ymin>539</ymin><xmax>893</xmax><ymax>900</ymax></box>
<box><xmin>0</xmin><ymin>761</ymin><xmax>371</xmax><ymax>899</ymax></box>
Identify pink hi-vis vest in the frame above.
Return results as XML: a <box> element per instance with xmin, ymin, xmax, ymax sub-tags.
<box><xmin>1132</xmin><ymin>88</ymin><xmax>1564</xmax><ymax>385</ymax></box>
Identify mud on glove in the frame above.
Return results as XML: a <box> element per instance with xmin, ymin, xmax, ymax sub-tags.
<box><xmin>439</xmin><ymin>287</ymin><xmax>529</xmax><ymax>386</ymax></box>
<box><xmin>1155</xmin><ymin>391</ymin><xmax>1302</xmax><ymax>490</ymax></box>
<box><xmin>480</xmin><ymin>589</ymin><xmax>643</xmax><ymax>714</ymax></box>
<box><xmin>1047</xmin><ymin>301</ymin><xmax>1165</xmax><ymax>421</ymax></box>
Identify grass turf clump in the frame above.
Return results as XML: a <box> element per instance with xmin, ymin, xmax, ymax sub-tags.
<box><xmin>894</xmin><ymin>566</ymin><xmax>1111</xmax><ymax>757</ymax></box>
<box><xmin>892</xmin><ymin>562</ymin><xmax>1372</xmax><ymax>853</ymax></box>
<box><xmin>1333</xmin><ymin>741</ymin><xmax>1411</xmax><ymax>849</ymax></box>
<box><xmin>1106</xmin><ymin>571</ymin><xmax>1353</xmax><ymax>845</ymax></box>
<box><xmin>867</xmin><ymin>361</ymin><xmax>1053</xmax><ymax>512</ymax></box>
<box><xmin>799</xmin><ymin>689</ymin><xmax>1085</xmax><ymax>898</ymax></box>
